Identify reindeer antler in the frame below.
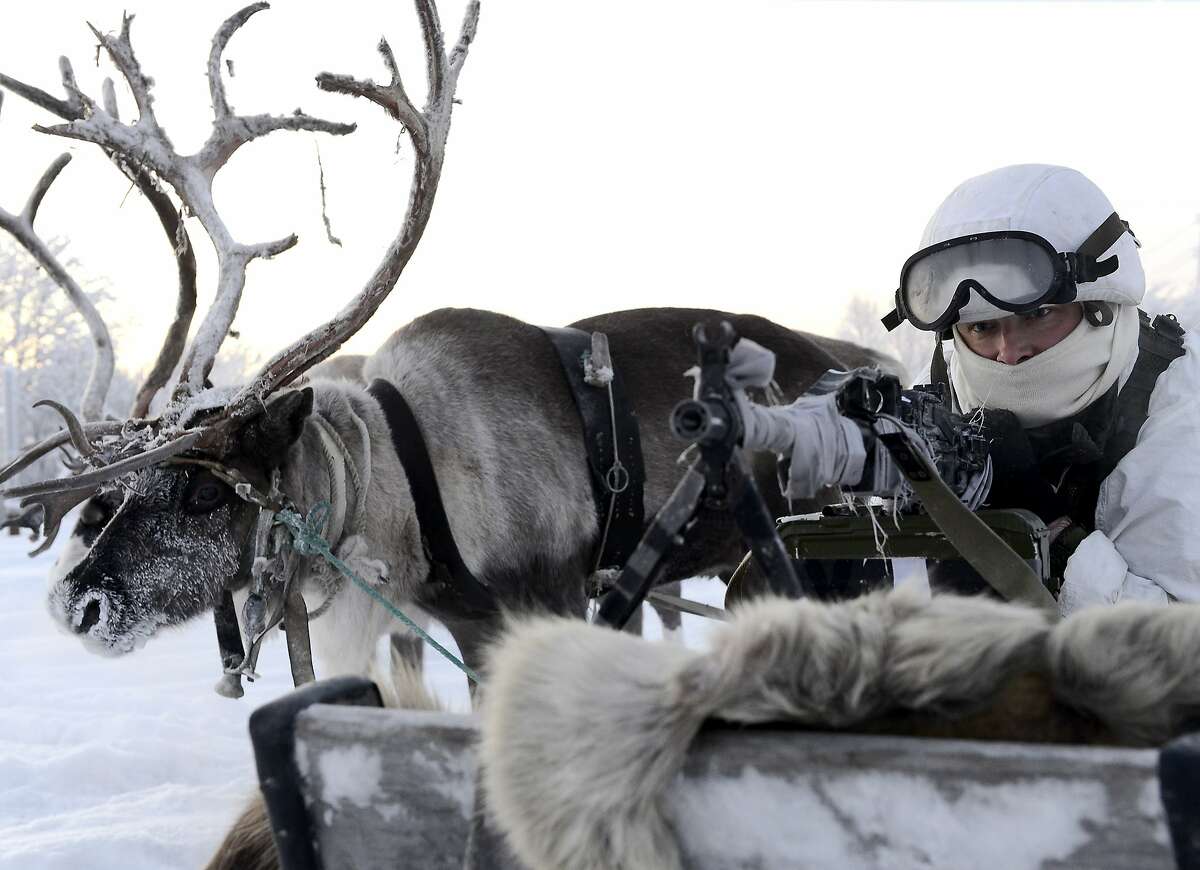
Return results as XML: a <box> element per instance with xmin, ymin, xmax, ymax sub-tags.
<box><xmin>0</xmin><ymin>63</ymin><xmax>201</xmax><ymax>419</ymax></box>
<box><xmin>225</xmin><ymin>0</ymin><xmax>481</xmax><ymax>421</ymax></box>
<box><xmin>0</xmin><ymin>0</ymin><xmax>481</xmax><ymax>511</ymax></box>
<box><xmin>33</xmin><ymin>5</ymin><xmax>356</xmax><ymax>393</ymax></box>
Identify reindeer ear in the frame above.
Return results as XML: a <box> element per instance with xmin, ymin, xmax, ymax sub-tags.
<box><xmin>237</xmin><ymin>388</ymin><xmax>314</xmax><ymax>468</ymax></box>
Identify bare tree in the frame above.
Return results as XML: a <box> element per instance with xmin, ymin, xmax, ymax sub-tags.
<box><xmin>0</xmin><ymin>236</ymin><xmax>133</xmax><ymax>485</ymax></box>
<box><xmin>838</xmin><ymin>294</ymin><xmax>932</xmax><ymax>383</ymax></box>
<box><xmin>0</xmin><ymin>137</ymin><xmax>114</xmax><ymax>422</ymax></box>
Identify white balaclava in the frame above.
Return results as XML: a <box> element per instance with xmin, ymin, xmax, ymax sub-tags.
<box><xmin>922</xmin><ymin>164</ymin><xmax>1145</xmax><ymax>427</ymax></box>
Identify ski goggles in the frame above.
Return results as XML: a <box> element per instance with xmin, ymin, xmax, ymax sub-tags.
<box><xmin>882</xmin><ymin>212</ymin><xmax>1134</xmax><ymax>333</ymax></box>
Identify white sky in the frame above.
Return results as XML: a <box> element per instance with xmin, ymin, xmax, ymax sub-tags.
<box><xmin>2</xmin><ymin>0</ymin><xmax>1200</xmax><ymax>376</ymax></box>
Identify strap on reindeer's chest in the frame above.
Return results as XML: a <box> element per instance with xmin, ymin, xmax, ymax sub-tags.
<box><xmin>540</xmin><ymin>327</ymin><xmax>646</xmax><ymax>571</ymax></box>
<box><xmin>367</xmin><ymin>379</ymin><xmax>497</xmax><ymax>618</ymax></box>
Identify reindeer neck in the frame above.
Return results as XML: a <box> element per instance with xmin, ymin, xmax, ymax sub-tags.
<box><xmin>281</xmin><ymin>391</ymin><xmax>371</xmax><ymax>552</ymax></box>
<box><xmin>276</xmin><ymin>381</ymin><xmax>429</xmax><ymax>601</ymax></box>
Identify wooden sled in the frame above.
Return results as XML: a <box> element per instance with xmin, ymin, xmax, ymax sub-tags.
<box><xmin>250</xmin><ymin>676</ymin><xmax>1200</xmax><ymax>870</ymax></box>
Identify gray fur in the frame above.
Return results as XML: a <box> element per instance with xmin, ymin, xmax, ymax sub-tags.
<box><xmin>307</xmin><ymin>353</ymin><xmax>367</xmax><ymax>383</ymax></box>
<box><xmin>480</xmin><ymin>617</ymin><xmax>699</xmax><ymax>870</ymax></box>
<box><xmin>480</xmin><ymin>591</ymin><xmax>1200</xmax><ymax>870</ymax></box>
<box><xmin>50</xmin><ymin>355</ymin><xmax>366</xmax><ymax>590</ymax></box>
<box><xmin>1048</xmin><ymin>603</ymin><xmax>1200</xmax><ymax>745</ymax></box>
<box><xmin>46</xmin><ymin>489</ymin><xmax>121</xmax><ymax>587</ymax></box>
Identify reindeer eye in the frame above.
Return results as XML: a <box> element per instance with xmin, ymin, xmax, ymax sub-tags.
<box><xmin>184</xmin><ymin>475</ymin><xmax>230</xmax><ymax>514</ymax></box>
<box><xmin>80</xmin><ymin>501</ymin><xmax>108</xmax><ymax>526</ymax></box>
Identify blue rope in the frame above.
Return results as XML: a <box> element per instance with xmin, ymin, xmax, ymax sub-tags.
<box><xmin>275</xmin><ymin>503</ymin><xmax>482</xmax><ymax>685</ymax></box>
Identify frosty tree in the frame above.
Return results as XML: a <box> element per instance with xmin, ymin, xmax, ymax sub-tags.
<box><xmin>0</xmin><ymin>236</ymin><xmax>133</xmax><ymax>484</ymax></box>
<box><xmin>838</xmin><ymin>294</ymin><xmax>932</xmax><ymax>383</ymax></box>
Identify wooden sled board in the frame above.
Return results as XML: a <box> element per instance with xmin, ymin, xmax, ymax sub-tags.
<box><xmin>268</xmin><ymin>694</ymin><xmax>1182</xmax><ymax>869</ymax></box>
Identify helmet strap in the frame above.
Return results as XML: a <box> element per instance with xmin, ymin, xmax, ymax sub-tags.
<box><xmin>1071</xmin><ymin>212</ymin><xmax>1128</xmax><ymax>284</ymax></box>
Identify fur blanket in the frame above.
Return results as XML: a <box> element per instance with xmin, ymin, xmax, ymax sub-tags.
<box><xmin>480</xmin><ymin>589</ymin><xmax>1200</xmax><ymax>870</ymax></box>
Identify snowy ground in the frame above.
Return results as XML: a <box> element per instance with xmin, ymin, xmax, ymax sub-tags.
<box><xmin>0</xmin><ymin>530</ymin><xmax>728</xmax><ymax>869</ymax></box>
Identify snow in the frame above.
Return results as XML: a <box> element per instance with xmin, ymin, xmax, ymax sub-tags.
<box><xmin>0</xmin><ymin>530</ymin><xmax>471</xmax><ymax>869</ymax></box>
<box><xmin>670</xmin><ymin>768</ymin><xmax>1110</xmax><ymax>870</ymax></box>
<box><xmin>0</xmin><ymin>528</ymin><xmax>728</xmax><ymax>868</ymax></box>
<box><xmin>5</xmin><ymin>525</ymin><xmax>1145</xmax><ymax>869</ymax></box>
<box><xmin>314</xmin><ymin>744</ymin><xmax>384</xmax><ymax>810</ymax></box>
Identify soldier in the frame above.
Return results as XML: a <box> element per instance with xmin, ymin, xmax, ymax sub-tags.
<box><xmin>883</xmin><ymin>164</ymin><xmax>1200</xmax><ymax>614</ymax></box>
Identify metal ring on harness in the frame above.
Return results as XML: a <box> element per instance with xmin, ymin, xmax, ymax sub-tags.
<box><xmin>606</xmin><ymin>462</ymin><xmax>630</xmax><ymax>494</ymax></box>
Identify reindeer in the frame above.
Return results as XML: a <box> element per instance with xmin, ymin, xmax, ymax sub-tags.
<box><xmin>0</xmin><ymin>2</ymin><xmax>877</xmax><ymax>683</ymax></box>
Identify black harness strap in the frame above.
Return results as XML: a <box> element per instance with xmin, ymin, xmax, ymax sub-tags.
<box><xmin>540</xmin><ymin>327</ymin><xmax>645</xmax><ymax>570</ymax></box>
<box><xmin>1101</xmin><ymin>311</ymin><xmax>1186</xmax><ymax>476</ymax></box>
<box><xmin>367</xmin><ymin>379</ymin><xmax>497</xmax><ymax>618</ymax></box>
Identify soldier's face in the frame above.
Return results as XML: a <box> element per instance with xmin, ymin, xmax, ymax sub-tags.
<box><xmin>956</xmin><ymin>303</ymin><xmax>1084</xmax><ymax>365</ymax></box>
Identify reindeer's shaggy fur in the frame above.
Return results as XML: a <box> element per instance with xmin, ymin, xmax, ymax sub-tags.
<box><xmin>480</xmin><ymin>591</ymin><xmax>1200</xmax><ymax>870</ymax></box>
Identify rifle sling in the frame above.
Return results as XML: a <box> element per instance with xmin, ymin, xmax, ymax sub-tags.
<box><xmin>877</xmin><ymin>431</ymin><xmax>1057</xmax><ymax>613</ymax></box>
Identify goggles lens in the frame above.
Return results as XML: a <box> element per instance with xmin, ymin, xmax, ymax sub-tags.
<box><xmin>902</xmin><ymin>236</ymin><xmax>1061</xmax><ymax>328</ymax></box>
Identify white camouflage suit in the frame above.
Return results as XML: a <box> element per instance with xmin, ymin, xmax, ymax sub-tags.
<box><xmin>923</xmin><ymin>164</ymin><xmax>1200</xmax><ymax>616</ymax></box>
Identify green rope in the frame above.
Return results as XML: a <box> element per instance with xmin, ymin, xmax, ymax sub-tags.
<box><xmin>275</xmin><ymin>502</ymin><xmax>482</xmax><ymax>685</ymax></box>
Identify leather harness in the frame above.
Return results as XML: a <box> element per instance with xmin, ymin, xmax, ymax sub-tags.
<box><xmin>367</xmin><ymin>379</ymin><xmax>497</xmax><ymax>618</ymax></box>
<box><xmin>540</xmin><ymin>327</ymin><xmax>645</xmax><ymax>570</ymax></box>
<box><xmin>366</xmin><ymin>328</ymin><xmax>645</xmax><ymax>618</ymax></box>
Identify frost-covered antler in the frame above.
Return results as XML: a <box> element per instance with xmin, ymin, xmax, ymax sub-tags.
<box><xmin>0</xmin><ymin>62</ymin><xmax>199</xmax><ymax>419</ymax></box>
<box><xmin>0</xmin><ymin>0</ymin><xmax>480</xmax><ymax>509</ymax></box>
<box><xmin>0</xmin><ymin>119</ymin><xmax>114</xmax><ymax>422</ymax></box>
<box><xmin>224</xmin><ymin>0</ymin><xmax>481</xmax><ymax>423</ymax></box>
<box><xmin>34</xmin><ymin>4</ymin><xmax>356</xmax><ymax>394</ymax></box>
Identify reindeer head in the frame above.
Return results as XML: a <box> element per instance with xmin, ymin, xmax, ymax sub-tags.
<box><xmin>47</xmin><ymin>390</ymin><xmax>313</xmax><ymax>654</ymax></box>
<box><xmin>0</xmin><ymin>0</ymin><xmax>478</xmax><ymax>664</ymax></box>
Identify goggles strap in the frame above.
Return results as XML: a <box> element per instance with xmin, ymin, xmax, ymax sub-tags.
<box><xmin>1070</xmin><ymin>211</ymin><xmax>1127</xmax><ymax>283</ymax></box>
<box><xmin>881</xmin><ymin>306</ymin><xmax>904</xmax><ymax>332</ymax></box>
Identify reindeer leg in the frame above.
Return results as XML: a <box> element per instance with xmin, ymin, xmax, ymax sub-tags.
<box><xmin>389</xmin><ymin>630</ymin><xmax>425</xmax><ymax>670</ymax></box>
<box><xmin>437</xmin><ymin>616</ymin><xmax>497</xmax><ymax>704</ymax></box>
<box><xmin>622</xmin><ymin>604</ymin><xmax>644</xmax><ymax>636</ymax></box>
<box><xmin>652</xmin><ymin>580</ymin><xmax>684</xmax><ymax>638</ymax></box>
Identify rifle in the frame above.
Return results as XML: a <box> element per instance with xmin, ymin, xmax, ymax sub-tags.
<box><xmin>596</xmin><ymin>321</ymin><xmax>1056</xmax><ymax>630</ymax></box>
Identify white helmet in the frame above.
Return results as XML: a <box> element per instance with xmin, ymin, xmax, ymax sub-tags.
<box><xmin>915</xmin><ymin>165</ymin><xmax>1147</xmax><ymax>427</ymax></box>
<box><xmin>917</xmin><ymin>164</ymin><xmax>1143</xmax><ymax>325</ymax></box>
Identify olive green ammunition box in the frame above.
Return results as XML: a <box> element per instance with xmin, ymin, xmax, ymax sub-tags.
<box><xmin>778</xmin><ymin>508</ymin><xmax>1048</xmax><ymax>563</ymax></box>
<box><xmin>726</xmin><ymin>508</ymin><xmax>1050</xmax><ymax>607</ymax></box>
